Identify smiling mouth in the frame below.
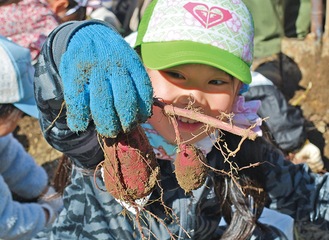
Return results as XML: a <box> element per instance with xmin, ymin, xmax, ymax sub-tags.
<box><xmin>176</xmin><ymin>116</ymin><xmax>204</xmax><ymax>133</ymax></box>
<box><xmin>177</xmin><ymin>116</ymin><xmax>199</xmax><ymax>124</ymax></box>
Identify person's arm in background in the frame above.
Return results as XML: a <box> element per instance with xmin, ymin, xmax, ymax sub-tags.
<box><xmin>0</xmin><ymin>134</ymin><xmax>58</xmax><ymax>240</ymax></box>
<box><xmin>257</xmin><ymin>137</ymin><xmax>329</xmax><ymax>231</ymax></box>
<box><xmin>0</xmin><ymin>174</ymin><xmax>49</xmax><ymax>240</ymax></box>
<box><xmin>0</xmin><ymin>134</ymin><xmax>48</xmax><ymax>198</ymax></box>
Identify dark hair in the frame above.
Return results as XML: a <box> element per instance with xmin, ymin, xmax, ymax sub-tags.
<box><xmin>52</xmin><ymin>154</ymin><xmax>72</xmax><ymax>195</ymax></box>
<box><xmin>0</xmin><ymin>104</ymin><xmax>16</xmax><ymax>119</ymax></box>
<box><xmin>213</xmin><ymin>132</ymin><xmax>279</xmax><ymax>239</ymax></box>
<box><xmin>0</xmin><ymin>0</ymin><xmax>20</xmax><ymax>6</ymax></box>
<box><xmin>63</xmin><ymin>0</ymin><xmax>87</xmax><ymax>21</ymax></box>
<box><xmin>0</xmin><ymin>0</ymin><xmax>9</xmax><ymax>4</ymax></box>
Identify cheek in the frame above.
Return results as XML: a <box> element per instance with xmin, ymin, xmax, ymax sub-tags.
<box><xmin>148</xmin><ymin>106</ymin><xmax>176</xmax><ymax>144</ymax></box>
<box><xmin>150</xmin><ymin>78</ymin><xmax>169</xmax><ymax>99</ymax></box>
<box><xmin>207</xmin><ymin>81</ymin><xmax>241</xmax><ymax>117</ymax></box>
<box><xmin>207</xmin><ymin>93</ymin><xmax>236</xmax><ymax>117</ymax></box>
<box><xmin>149</xmin><ymin>70</ymin><xmax>177</xmax><ymax>102</ymax></box>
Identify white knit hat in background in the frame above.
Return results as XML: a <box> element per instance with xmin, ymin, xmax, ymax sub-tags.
<box><xmin>135</xmin><ymin>0</ymin><xmax>254</xmax><ymax>84</ymax></box>
<box><xmin>0</xmin><ymin>36</ymin><xmax>38</xmax><ymax>118</ymax></box>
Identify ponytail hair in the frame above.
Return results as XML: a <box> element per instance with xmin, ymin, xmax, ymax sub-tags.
<box><xmin>213</xmin><ymin>133</ymin><xmax>275</xmax><ymax>239</ymax></box>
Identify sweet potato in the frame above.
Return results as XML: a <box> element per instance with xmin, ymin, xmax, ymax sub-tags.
<box><xmin>174</xmin><ymin>144</ymin><xmax>208</xmax><ymax>193</ymax></box>
<box><xmin>102</xmin><ymin>125</ymin><xmax>159</xmax><ymax>201</ymax></box>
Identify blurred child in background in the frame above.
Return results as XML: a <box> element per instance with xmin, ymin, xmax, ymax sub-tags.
<box><xmin>0</xmin><ymin>0</ymin><xmax>87</xmax><ymax>62</ymax></box>
<box><xmin>0</xmin><ymin>35</ymin><xmax>62</xmax><ymax>240</ymax></box>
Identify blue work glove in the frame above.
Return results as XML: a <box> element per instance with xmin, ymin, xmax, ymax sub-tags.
<box><xmin>59</xmin><ymin>23</ymin><xmax>153</xmax><ymax>138</ymax></box>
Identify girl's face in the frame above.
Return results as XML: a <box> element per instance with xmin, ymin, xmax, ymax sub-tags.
<box><xmin>147</xmin><ymin>64</ymin><xmax>241</xmax><ymax>145</ymax></box>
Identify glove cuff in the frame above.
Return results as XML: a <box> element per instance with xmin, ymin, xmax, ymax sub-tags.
<box><xmin>41</xmin><ymin>203</ymin><xmax>57</xmax><ymax>228</ymax></box>
<box><xmin>50</xmin><ymin>19</ymin><xmax>118</xmax><ymax>71</ymax></box>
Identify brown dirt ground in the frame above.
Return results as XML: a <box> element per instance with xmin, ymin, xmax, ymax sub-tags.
<box><xmin>14</xmin><ymin>117</ymin><xmax>62</xmax><ymax>165</ymax></box>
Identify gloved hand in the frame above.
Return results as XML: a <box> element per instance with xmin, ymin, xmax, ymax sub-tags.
<box><xmin>38</xmin><ymin>186</ymin><xmax>64</xmax><ymax>227</ymax></box>
<box><xmin>59</xmin><ymin>22</ymin><xmax>153</xmax><ymax>138</ymax></box>
<box><xmin>293</xmin><ymin>141</ymin><xmax>324</xmax><ymax>173</ymax></box>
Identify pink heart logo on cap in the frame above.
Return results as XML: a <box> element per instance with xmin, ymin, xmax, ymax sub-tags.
<box><xmin>184</xmin><ymin>2</ymin><xmax>232</xmax><ymax>29</ymax></box>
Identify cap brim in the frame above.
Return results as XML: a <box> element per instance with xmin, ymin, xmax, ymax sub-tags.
<box><xmin>14</xmin><ymin>96</ymin><xmax>39</xmax><ymax>119</ymax></box>
<box><xmin>141</xmin><ymin>41</ymin><xmax>251</xmax><ymax>84</ymax></box>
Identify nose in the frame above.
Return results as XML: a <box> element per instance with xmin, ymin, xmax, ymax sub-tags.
<box><xmin>176</xmin><ymin>90</ymin><xmax>206</xmax><ymax>109</ymax></box>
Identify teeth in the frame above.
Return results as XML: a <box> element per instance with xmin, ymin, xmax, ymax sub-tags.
<box><xmin>177</xmin><ymin>116</ymin><xmax>197</xmax><ymax>124</ymax></box>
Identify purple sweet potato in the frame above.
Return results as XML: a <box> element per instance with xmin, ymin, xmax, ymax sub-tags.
<box><xmin>102</xmin><ymin>125</ymin><xmax>159</xmax><ymax>201</ymax></box>
<box><xmin>174</xmin><ymin>144</ymin><xmax>208</xmax><ymax>193</ymax></box>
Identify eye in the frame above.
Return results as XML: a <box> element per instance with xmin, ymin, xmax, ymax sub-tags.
<box><xmin>208</xmin><ymin>79</ymin><xmax>226</xmax><ymax>85</ymax></box>
<box><xmin>164</xmin><ymin>71</ymin><xmax>186</xmax><ymax>80</ymax></box>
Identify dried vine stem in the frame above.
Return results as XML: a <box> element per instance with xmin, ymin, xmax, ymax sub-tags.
<box><xmin>153</xmin><ymin>98</ymin><xmax>258</xmax><ymax>140</ymax></box>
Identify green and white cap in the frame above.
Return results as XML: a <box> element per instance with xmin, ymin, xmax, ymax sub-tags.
<box><xmin>135</xmin><ymin>0</ymin><xmax>254</xmax><ymax>84</ymax></box>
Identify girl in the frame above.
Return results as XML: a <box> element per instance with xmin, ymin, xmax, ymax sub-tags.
<box><xmin>34</xmin><ymin>0</ymin><xmax>329</xmax><ymax>239</ymax></box>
